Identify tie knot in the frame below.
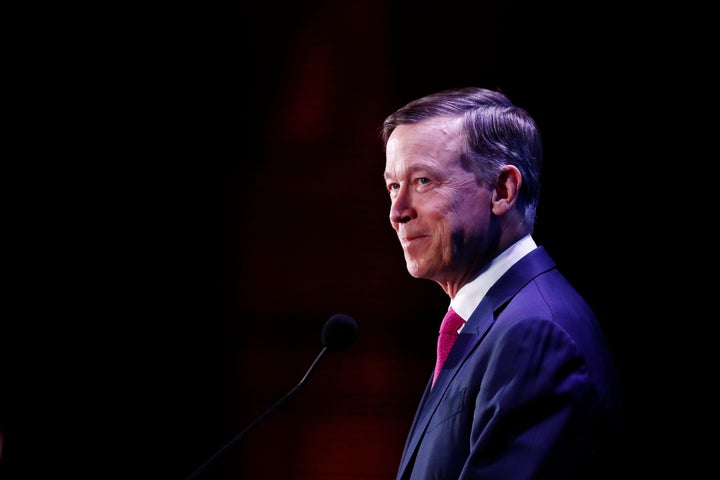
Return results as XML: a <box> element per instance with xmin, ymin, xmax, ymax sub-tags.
<box><xmin>439</xmin><ymin>308</ymin><xmax>465</xmax><ymax>335</ymax></box>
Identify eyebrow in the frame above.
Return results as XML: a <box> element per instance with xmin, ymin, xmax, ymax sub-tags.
<box><xmin>384</xmin><ymin>163</ymin><xmax>442</xmax><ymax>181</ymax></box>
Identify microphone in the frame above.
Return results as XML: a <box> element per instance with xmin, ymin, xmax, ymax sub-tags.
<box><xmin>184</xmin><ymin>313</ymin><xmax>358</xmax><ymax>480</ymax></box>
<box><xmin>321</xmin><ymin>313</ymin><xmax>358</xmax><ymax>351</ymax></box>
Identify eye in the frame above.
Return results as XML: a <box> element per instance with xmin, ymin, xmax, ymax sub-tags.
<box><xmin>387</xmin><ymin>182</ymin><xmax>400</xmax><ymax>192</ymax></box>
<box><xmin>417</xmin><ymin>177</ymin><xmax>431</xmax><ymax>185</ymax></box>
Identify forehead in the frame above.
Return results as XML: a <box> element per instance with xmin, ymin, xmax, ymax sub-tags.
<box><xmin>385</xmin><ymin>117</ymin><xmax>464</xmax><ymax>174</ymax></box>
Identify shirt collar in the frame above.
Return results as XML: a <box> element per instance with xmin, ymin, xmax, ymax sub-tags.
<box><xmin>451</xmin><ymin>234</ymin><xmax>537</xmax><ymax>321</ymax></box>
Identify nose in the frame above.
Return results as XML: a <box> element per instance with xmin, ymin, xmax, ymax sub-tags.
<box><xmin>389</xmin><ymin>188</ymin><xmax>415</xmax><ymax>225</ymax></box>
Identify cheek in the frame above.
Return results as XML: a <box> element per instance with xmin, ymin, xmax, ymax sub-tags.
<box><xmin>448</xmin><ymin>192</ymin><xmax>492</xmax><ymax>239</ymax></box>
<box><xmin>445</xmin><ymin>195</ymin><xmax>483</xmax><ymax>224</ymax></box>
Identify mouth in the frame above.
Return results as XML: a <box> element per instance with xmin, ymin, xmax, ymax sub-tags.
<box><xmin>400</xmin><ymin>234</ymin><xmax>428</xmax><ymax>248</ymax></box>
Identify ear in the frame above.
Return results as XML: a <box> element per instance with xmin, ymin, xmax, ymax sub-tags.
<box><xmin>491</xmin><ymin>165</ymin><xmax>522</xmax><ymax>216</ymax></box>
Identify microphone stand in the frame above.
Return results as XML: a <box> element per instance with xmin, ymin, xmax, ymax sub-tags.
<box><xmin>184</xmin><ymin>346</ymin><xmax>329</xmax><ymax>480</ymax></box>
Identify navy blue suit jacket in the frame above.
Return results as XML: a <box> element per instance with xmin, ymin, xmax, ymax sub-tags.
<box><xmin>396</xmin><ymin>247</ymin><xmax>624</xmax><ymax>480</ymax></box>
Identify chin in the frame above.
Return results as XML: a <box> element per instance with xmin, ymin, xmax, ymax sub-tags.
<box><xmin>405</xmin><ymin>261</ymin><xmax>431</xmax><ymax>280</ymax></box>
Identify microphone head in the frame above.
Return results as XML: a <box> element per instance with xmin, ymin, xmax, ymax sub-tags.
<box><xmin>321</xmin><ymin>314</ymin><xmax>358</xmax><ymax>351</ymax></box>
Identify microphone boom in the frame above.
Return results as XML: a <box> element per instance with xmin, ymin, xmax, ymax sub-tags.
<box><xmin>184</xmin><ymin>313</ymin><xmax>357</xmax><ymax>479</ymax></box>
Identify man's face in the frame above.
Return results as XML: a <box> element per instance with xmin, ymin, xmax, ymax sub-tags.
<box><xmin>383</xmin><ymin>117</ymin><xmax>495</xmax><ymax>288</ymax></box>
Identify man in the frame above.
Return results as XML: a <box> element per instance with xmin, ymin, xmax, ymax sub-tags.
<box><xmin>381</xmin><ymin>87</ymin><xmax>624</xmax><ymax>479</ymax></box>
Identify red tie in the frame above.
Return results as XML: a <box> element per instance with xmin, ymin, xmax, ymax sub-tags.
<box><xmin>432</xmin><ymin>307</ymin><xmax>465</xmax><ymax>388</ymax></box>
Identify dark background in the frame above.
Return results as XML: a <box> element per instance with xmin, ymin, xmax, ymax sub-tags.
<box><xmin>2</xmin><ymin>1</ymin><xmax>705</xmax><ymax>479</ymax></box>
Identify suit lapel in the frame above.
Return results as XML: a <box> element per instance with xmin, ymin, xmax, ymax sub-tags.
<box><xmin>396</xmin><ymin>299</ymin><xmax>495</xmax><ymax>477</ymax></box>
<box><xmin>396</xmin><ymin>247</ymin><xmax>557</xmax><ymax>479</ymax></box>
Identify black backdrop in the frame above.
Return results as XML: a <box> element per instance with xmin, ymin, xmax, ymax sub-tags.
<box><xmin>2</xmin><ymin>1</ymin><xmax>704</xmax><ymax>478</ymax></box>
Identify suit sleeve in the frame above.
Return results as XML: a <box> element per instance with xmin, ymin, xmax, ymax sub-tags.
<box><xmin>461</xmin><ymin>318</ymin><xmax>602</xmax><ymax>480</ymax></box>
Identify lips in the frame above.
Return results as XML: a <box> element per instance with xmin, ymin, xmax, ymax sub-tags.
<box><xmin>399</xmin><ymin>233</ymin><xmax>428</xmax><ymax>248</ymax></box>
